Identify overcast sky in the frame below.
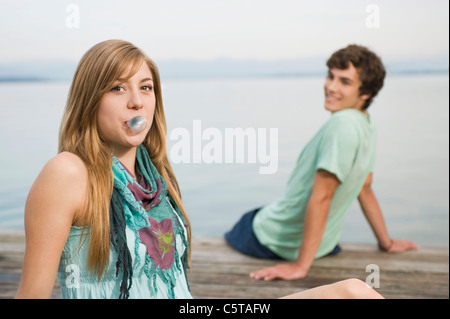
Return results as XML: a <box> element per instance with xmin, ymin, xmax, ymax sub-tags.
<box><xmin>0</xmin><ymin>0</ymin><xmax>448</xmax><ymax>63</ymax></box>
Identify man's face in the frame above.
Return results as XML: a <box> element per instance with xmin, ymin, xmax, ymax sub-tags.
<box><xmin>324</xmin><ymin>63</ymin><xmax>370</xmax><ymax>113</ymax></box>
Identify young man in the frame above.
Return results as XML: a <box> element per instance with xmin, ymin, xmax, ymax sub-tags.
<box><xmin>225</xmin><ymin>44</ymin><xmax>418</xmax><ymax>281</ymax></box>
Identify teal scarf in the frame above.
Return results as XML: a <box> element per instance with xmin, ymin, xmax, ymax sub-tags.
<box><xmin>109</xmin><ymin>145</ymin><xmax>189</xmax><ymax>299</ymax></box>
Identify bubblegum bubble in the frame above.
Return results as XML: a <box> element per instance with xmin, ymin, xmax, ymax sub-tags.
<box><xmin>128</xmin><ymin>116</ymin><xmax>148</xmax><ymax>133</ymax></box>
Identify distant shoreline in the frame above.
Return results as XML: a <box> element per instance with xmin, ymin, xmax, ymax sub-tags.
<box><xmin>0</xmin><ymin>69</ymin><xmax>448</xmax><ymax>83</ymax></box>
<box><xmin>0</xmin><ymin>77</ymin><xmax>51</xmax><ymax>83</ymax></box>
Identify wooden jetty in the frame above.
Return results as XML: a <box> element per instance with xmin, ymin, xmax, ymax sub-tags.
<box><xmin>0</xmin><ymin>231</ymin><xmax>448</xmax><ymax>299</ymax></box>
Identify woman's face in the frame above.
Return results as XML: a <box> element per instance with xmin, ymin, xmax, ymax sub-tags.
<box><xmin>97</xmin><ymin>61</ymin><xmax>156</xmax><ymax>154</ymax></box>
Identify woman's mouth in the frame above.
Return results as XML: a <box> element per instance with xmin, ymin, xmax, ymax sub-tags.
<box><xmin>126</xmin><ymin>116</ymin><xmax>148</xmax><ymax>133</ymax></box>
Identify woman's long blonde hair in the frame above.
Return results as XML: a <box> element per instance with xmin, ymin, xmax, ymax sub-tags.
<box><xmin>59</xmin><ymin>39</ymin><xmax>191</xmax><ymax>279</ymax></box>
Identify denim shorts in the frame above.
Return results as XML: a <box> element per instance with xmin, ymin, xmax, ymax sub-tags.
<box><xmin>225</xmin><ymin>207</ymin><xmax>282</xmax><ymax>259</ymax></box>
<box><xmin>225</xmin><ymin>207</ymin><xmax>342</xmax><ymax>259</ymax></box>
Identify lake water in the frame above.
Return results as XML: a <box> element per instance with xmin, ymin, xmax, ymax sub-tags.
<box><xmin>0</xmin><ymin>74</ymin><xmax>448</xmax><ymax>247</ymax></box>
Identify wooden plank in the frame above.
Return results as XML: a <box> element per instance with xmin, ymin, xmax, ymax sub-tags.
<box><xmin>188</xmin><ymin>237</ymin><xmax>449</xmax><ymax>299</ymax></box>
<box><xmin>0</xmin><ymin>232</ymin><xmax>448</xmax><ymax>299</ymax></box>
<box><xmin>191</xmin><ymin>238</ymin><xmax>449</xmax><ymax>274</ymax></box>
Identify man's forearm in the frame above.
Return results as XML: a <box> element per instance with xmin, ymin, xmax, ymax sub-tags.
<box><xmin>295</xmin><ymin>198</ymin><xmax>331</xmax><ymax>271</ymax></box>
<box><xmin>358</xmin><ymin>186</ymin><xmax>392</xmax><ymax>250</ymax></box>
<box><xmin>295</xmin><ymin>170</ymin><xmax>340</xmax><ymax>274</ymax></box>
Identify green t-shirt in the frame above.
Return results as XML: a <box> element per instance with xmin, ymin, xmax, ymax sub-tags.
<box><xmin>253</xmin><ymin>108</ymin><xmax>377</xmax><ymax>260</ymax></box>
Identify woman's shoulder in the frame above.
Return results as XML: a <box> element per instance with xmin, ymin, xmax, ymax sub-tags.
<box><xmin>31</xmin><ymin>152</ymin><xmax>89</xmax><ymax>203</ymax></box>
<box><xmin>46</xmin><ymin>151</ymin><xmax>87</xmax><ymax>174</ymax></box>
<box><xmin>25</xmin><ymin>152</ymin><xmax>90</xmax><ymax>230</ymax></box>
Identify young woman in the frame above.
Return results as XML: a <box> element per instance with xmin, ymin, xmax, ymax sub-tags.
<box><xmin>15</xmin><ymin>40</ymin><xmax>383</xmax><ymax>299</ymax></box>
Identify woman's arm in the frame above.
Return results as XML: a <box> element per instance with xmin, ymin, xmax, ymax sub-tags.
<box><xmin>15</xmin><ymin>152</ymin><xmax>88</xmax><ymax>298</ymax></box>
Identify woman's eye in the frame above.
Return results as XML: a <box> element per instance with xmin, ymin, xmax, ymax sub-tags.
<box><xmin>111</xmin><ymin>85</ymin><xmax>124</xmax><ymax>92</ymax></box>
<box><xmin>142</xmin><ymin>85</ymin><xmax>153</xmax><ymax>91</ymax></box>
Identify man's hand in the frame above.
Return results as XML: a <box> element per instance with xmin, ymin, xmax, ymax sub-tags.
<box><xmin>249</xmin><ymin>263</ymin><xmax>307</xmax><ymax>281</ymax></box>
<box><xmin>380</xmin><ymin>239</ymin><xmax>419</xmax><ymax>253</ymax></box>
<box><xmin>358</xmin><ymin>174</ymin><xmax>420</xmax><ymax>255</ymax></box>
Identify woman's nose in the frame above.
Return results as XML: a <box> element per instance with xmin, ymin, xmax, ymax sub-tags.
<box><xmin>127</xmin><ymin>89</ymin><xmax>143</xmax><ymax>110</ymax></box>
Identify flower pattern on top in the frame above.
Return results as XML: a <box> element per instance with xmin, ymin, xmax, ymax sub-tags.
<box><xmin>109</xmin><ymin>145</ymin><xmax>190</xmax><ymax>299</ymax></box>
<box><xmin>138</xmin><ymin>217</ymin><xmax>175</xmax><ymax>270</ymax></box>
<box><xmin>123</xmin><ymin>169</ymin><xmax>174</xmax><ymax>270</ymax></box>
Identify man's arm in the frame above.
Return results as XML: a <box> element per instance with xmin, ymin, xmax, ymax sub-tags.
<box><xmin>358</xmin><ymin>173</ymin><xmax>419</xmax><ymax>252</ymax></box>
<box><xmin>250</xmin><ymin>169</ymin><xmax>339</xmax><ymax>281</ymax></box>
<box><xmin>294</xmin><ymin>169</ymin><xmax>340</xmax><ymax>273</ymax></box>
